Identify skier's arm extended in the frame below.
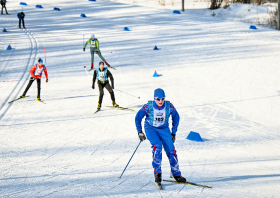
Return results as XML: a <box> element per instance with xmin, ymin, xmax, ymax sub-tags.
<box><xmin>170</xmin><ymin>103</ymin><xmax>180</xmax><ymax>134</ymax></box>
<box><xmin>96</xmin><ymin>39</ymin><xmax>99</xmax><ymax>50</ymax></box>
<box><xmin>107</xmin><ymin>69</ymin><xmax>114</xmax><ymax>87</ymax></box>
<box><xmin>84</xmin><ymin>39</ymin><xmax>91</xmax><ymax>49</ymax></box>
<box><xmin>135</xmin><ymin>104</ymin><xmax>148</xmax><ymax>133</ymax></box>
<box><xmin>30</xmin><ymin>65</ymin><xmax>36</xmax><ymax>78</ymax></box>
<box><xmin>43</xmin><ymin>66</ymin><xmax>48</xmax><ymax>79</ymax></box>
<box><xmin>92</xmin><ymin>70</ymin><xmax>97</xmax><ymax>86</ymax></box>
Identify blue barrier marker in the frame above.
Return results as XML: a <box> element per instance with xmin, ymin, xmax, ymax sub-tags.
<box><xmin>3</xmin><ymin>28</ymin><xmax>7</xmax><ymax>32</ymax></box>
<box><xmin>19</xmin><ymin>2</ymin><xmax>27</xmax><ymax>5</ymax></box>
<box><xmin>36</xmin><ymin>5</ymin><xmax>43</xmax><ymax>8</ymax></box>
<box><xmin>186</xmin><ymin>131</ymin><xmax>204</xmax><ymax>142</ymax></box>
<box><xmin>153</xmin><ymin>71</ymin><xmax>159</xmax><ymax>77</ymax></box>
<box><xmin>249</xmin><ymin>25</ymin><xmax>257</xmax><ymax>30</ymax></box>
<box><xmin>6</xmin><ymin>45</ymin><xmax>12</xmax><ymax>50</ymax></box>
<box><xmin>54</xmin><ymin>7</ymin><xmax>60</xmax><ymax>11</ymax></box>
<box><xmin>173</xmin><ymin>10</ymin><xmax>181</xmax><ymax>14</ymax></box>
<box><xmin>124</xmin><ymin>27</ymin><xmax>130</xmax><ymax>31</ymax></box>
<box><xmin>154</xmin><ymin>45</ymin><xmax>159</xmax><ymax>50</ymax></box>
<box><xmin>80</xmin><ymin>13</ymin><xmax>86</xmax><ymax>17</ymax></box>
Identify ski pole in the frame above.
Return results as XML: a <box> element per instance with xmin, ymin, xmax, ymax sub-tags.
<box><xmin>84</xmin><ymin>66</ymin><xmax>90</xmax><ymax>77</ymax></box>
<box><xmin>114</xmin><ymin>89</ymin><xmax>140</xmax><ymax>99</ymax></box>
<box><xmin>118</xmin><ymin>141</ymin><xmax>141</xmax><ymax>179</ymax></box>
<box><xmin>44</xmin><ymin>47</ymin><xmax>47</xmax><ymax>65</ymax></box>
<box><xmin>13</xmin><ymin>8</ymin><xmax>18</xmax><ymax>14</ymax></box>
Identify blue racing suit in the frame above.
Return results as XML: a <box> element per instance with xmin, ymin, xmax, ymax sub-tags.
<box><xmin>135</xmin><ymin>100</ymin><xmax>182</xmax><ymax>176</ymax></box>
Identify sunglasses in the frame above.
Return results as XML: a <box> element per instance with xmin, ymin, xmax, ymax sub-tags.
<box><xmin>154</xmin><ymin>97</ymin><xmax>165</xmax><ymax>101</ymax></box>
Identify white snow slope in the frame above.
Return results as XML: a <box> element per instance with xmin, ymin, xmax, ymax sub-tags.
<box><xmin>1</xmin><ymin>0</ymin><xmax>280</xmax><ymax>197</ymax></box>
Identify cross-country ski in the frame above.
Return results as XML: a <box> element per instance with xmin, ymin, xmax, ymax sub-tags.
<box><xmin>106</xmin><ymin>106</ymin><xmax>134</xmax><ymax>111</ymax></box>
<box><xmin>163</xmin><ymin>180</ymin><xmax>212</xmax><ymax>188</ymax></box>
<box><xmin>1</xmin><ymin>0</ymin><xmax>280</xmax><ymax>197</ymax></box>
<box><xmin>8</xmin><ymin>95</ymin><xmax>30</xmax><ymax>103</ymax></box>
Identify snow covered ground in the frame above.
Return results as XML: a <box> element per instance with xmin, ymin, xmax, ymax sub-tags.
<box><xmin>110</xmin><ymin>0</ymin><xmax>278</xmax><ymax>28</ymax></box>
<box><xmin>1</xmin><ymin>0</ymin><xmax>280</xmax><ymax>197</ymax></box>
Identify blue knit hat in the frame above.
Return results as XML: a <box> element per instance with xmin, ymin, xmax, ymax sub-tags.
<box><xmin>154</xmin><ymin>88</ymin><xmax>165</xmax><ymax>99</ymax></box>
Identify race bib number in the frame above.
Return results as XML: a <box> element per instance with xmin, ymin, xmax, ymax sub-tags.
<box><xmin>153</xmin><ymin>108</ymin><xmax>166</xmax><ymax>127</ymax></box>
<box><xmin>99</xmin><ymin>71</ymin><xmax>105</xmax><ymax>81</ymax></box>
<box><xmin>91</xmin><ymin>40</ymin><xmax>96</xmax><ymax>47</ymax></box>
<box><xmin>35</xmin><ymin>67</ymin><xmax>43</xmax><ymax>76</ymax></box>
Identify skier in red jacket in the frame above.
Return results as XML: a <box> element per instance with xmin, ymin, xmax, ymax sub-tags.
<box><xmin>20</xmin><ymin>58</ymin><xmax>48</xmax><ymax>101</ymax></box>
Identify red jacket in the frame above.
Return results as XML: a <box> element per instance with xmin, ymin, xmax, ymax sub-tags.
<box><xmin>30</xmin><ymin>64</ymin><xmax>48</xmax><ymax>79</ymax></box>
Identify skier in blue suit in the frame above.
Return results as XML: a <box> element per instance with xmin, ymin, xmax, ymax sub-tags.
<box><xmin>135</xmin><ymin>88</ymin><xmax>186</xmax><ymax>185</ymax></box>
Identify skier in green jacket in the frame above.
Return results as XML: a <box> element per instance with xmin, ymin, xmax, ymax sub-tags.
<box><xmin>83</xmin><ymin>34</ymin><xmax>111</xmax><ymax>70</ymax></box>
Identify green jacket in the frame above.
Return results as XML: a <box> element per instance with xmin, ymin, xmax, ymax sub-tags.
<box><xmin>84</xmin><ymin>38</ymin><xmax>99</xmax><ymax>49</ymax></box>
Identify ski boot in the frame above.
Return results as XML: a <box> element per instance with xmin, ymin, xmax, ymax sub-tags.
<box><xmin>154</xmin><ymin>173</ymin><xmax>163</xmax><ymax>189</ymax></box>
<box><xmin>105</xmin><ymin>62</ymin><xmax>110</xmax><ymax>67</ymax></box>
<box><xmin>91</xmin><ymin>64</ymin><xmax>94</xmax><ymax>69</ymax></box>
<box><xmin>97</xmin><ymin>104</ymin><xmax>101</xmax><ymax>110</ymax></box>
<box><xmin>154</xmin><ymin>173</ymin><xmax>162</xmax><ymax>183</ymax></box>
<box><xmin>173</xmin><ymin>175</ymin><xmax>187</xmax><ymax>183</ymax></box>
<box><xmin>20</xmin><ymin>94</ymin><xmax>26</xmax><ymax>98</ymax></box>
<box><xmin>37</xmin><ymin>97</ymin><xmax>41</xmax><ymax>102</ymax></box>
<box><xmin>112</xmin><ymin>101</ymin><xmax>119</xmax><ymax>108</ymax></box>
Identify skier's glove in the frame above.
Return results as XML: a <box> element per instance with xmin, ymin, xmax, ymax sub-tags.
<box><xmin>112</xmin><ymin>84</ymin><xmax>114</xmax><ymax>89</ymax></box>
<box><xmin>83</xmin><ymin>48</ymin><xmax>85</xmax><ymax>51</ymax></box>
<box><xmin>46</xmin><ymin>78</ymin><xmax>48</xmax><ymax>83</ymax></box>
<box><xmin>138</xmin><ymin>132</ymin><xmax>146</xmax><ymax>141</ymax></box>
<box><xmin>171</xmin><ymin>134</ymin><xmax>176</xmax><ymax>143</ymax></box>
<box><xmin>30</xmin><ymin>77</ymin><xmax>36</xmax><ymax>81</ymax></box>
<box><xmin>92</xmin><ymin>84</ymin><xmax>94</xmax><ymax>89</ymax></box>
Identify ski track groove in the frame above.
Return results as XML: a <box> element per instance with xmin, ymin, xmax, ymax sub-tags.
<box><xmin>0</xmin><ymin>26</ymin><xmax>38</xmax><ymax>121</ymax></box>
<box><xmin>94</xmin><ymin>182</ymin><xmax>113</xmax><ymax>198</ymax></box>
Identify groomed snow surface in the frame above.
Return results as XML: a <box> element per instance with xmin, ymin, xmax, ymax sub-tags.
<box><xmin>1</xmin><ymin>0</ymin><xmax>280</xmax><ymax>197</ymax></box>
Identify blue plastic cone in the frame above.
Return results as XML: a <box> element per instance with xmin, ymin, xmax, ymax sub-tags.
<box><xmin>153</xmin><ymin>71</ymin><xmax>159</xmax><ymax>77</ymax></box>
<box><xmin>19</xmin><ymin>2</ymin><xmax>27</xmax><ymax>5</ymax></box>
<box><xmin>36</xmin><ymin>5</ymin><xmax>43</xmax><ymax>8</ymax></box>
<box><xmin>54</xmin><ymin>7</ymin><xmax>60</xmax><ymax>11</ymax></box>
<box><xmin>186</xmin><ymin>131</ymin><xmax>204</xmax><ymax>142</ymax></box>
<box><xmin>124</xmin><ymin>27</ymin><xmax>130</xmax><ymax>31</ymax></box>
<box><xmin>173</xmin><ymin>10</ymin><xmax>181</xmax><ymax>14</ymax></box>
<box><xmin>249</xmin><ymin>25</ymin><xmax>257</xmax><ymax>30</ymax></box>
<box><xmin>6</xmin><ymin>45</ymin><xmax>12</xmax><ymax>50</ymax></box>
<box><xmin>89</xmin><ymin>0</ymin><xmax>96</xmax><ymax>1</ymax></box>
<box><xmin>3</xmin><ymin>28</ymin><xmax>7</xmax><ymax>32</ymax></box>
<box><xmin>80</xmin><ymin>13</ymin><xmax>86</xmax><ymax>17</ymax></box>
<box><xmin>154</xmin><ymin>45</ymin><xmax>158</xmax><ymax>50</ymax></box>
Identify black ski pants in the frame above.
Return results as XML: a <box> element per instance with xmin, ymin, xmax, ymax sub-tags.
<box><xmin>98</xmin><ymin>82</ymin><xmax>115</xmax><ymax>105</ymax></box>
<box><xmin>19</xmin><ymin>18</ymin><xmax>25</xmax><ymax>28</ymax></box>
<box><xmin>1</xmin><ymin>3</ymin><xmax>8</xmax><ymax>14</ymax></box>
<box><xmin>23</xmin><ymin>78</ymin><xmax>41</xmax><ymax>98</ymax></box>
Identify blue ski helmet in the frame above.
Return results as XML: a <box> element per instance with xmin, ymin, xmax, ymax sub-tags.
<box><xmin>154</xmin><ymin>88</ymin><xmax>165</xmax><ymax>99</ymax></box>
<box><xmin>38</xmin><ymin>58</ymin><xmax>43</xmax><ymax>64</ymax></box>
<box><xmin>91</xmin><ymin>34</ymin><xmax>95</xmax><ymax>40</ymax></box>
<box><xmin>99</xmin><ymin>61</ymin><xmax>104</xmax><ymax>66</ymax></box>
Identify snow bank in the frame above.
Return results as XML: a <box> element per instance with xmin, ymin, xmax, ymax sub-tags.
<box><xmin>108</xmin><ymin>0</ymin><xmax>278</xmax><ymax>28</ymax></box>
